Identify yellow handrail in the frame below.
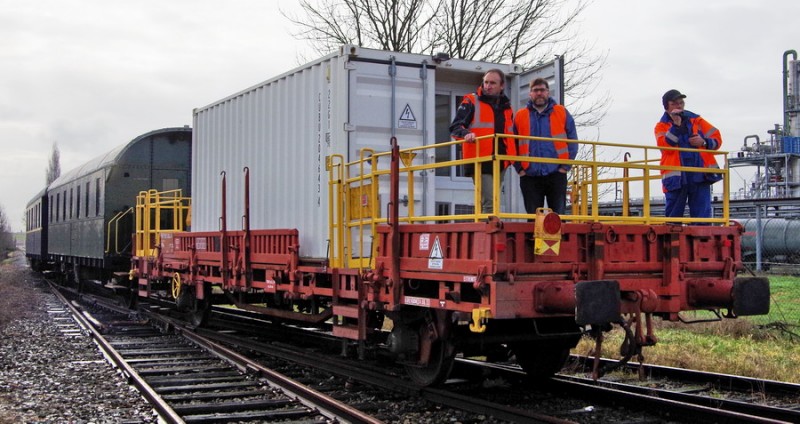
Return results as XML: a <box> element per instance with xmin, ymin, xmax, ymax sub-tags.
<box><xmin>327</xmin><ymin>154</ymin><xmax>345</xmax><ymax>268</ymax></box>
<box><xmin>326</xmin><ymin>134</ymin><xmax>732</xmax><ymax>266</ymax></box>
<box><xmin>105</xmin><ymin>207</ymin><xmax>133</xmax><ymax>254</ymax></box>
<box><xmin>134</xmin><ymin>189</ymin><xmax>192</xmax><ymax>258</ymax></box>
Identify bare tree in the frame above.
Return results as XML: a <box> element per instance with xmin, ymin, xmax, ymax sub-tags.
<box><xmin>287</xmin><ymin>0</ymin><xmax>441</xmax><ymax>55</ymax></box>
<box><xmin>285</xmin><ymin>0</ymin><xmax>618</xmax><ymax>202</ymax></box>
<box><xmin>284</xmin><ymin>0</ymin><xmax>608</xmax><ymax>127</ymax></box>
<box><xmin>0</xmin><ymin>204</ymin><xmax>13</xmax><ymax>253</ymax></box>
<box><xmin>46</xmin><ymin>142</ymin><xmax>61</xmax><ymax>185</ymax></box>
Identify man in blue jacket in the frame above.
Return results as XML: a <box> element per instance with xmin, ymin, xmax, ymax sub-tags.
<box><xmin>513</xmin><ymin>78</ymin><xmax>578</xmax><ymax>215</ymax></box>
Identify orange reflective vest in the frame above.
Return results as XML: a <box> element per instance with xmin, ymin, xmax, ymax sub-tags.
<box><xmin>514</xmin><ymin>104</ymin><xmax>571</xmax><ymax>171</ymax></box>
<box><xmin>655</xmin><ymin>111</ymin><xmax>722</xmax><ymax>193</ymax></box>
<box><xmin>458</xmin><ymin>93</ymin><xmax>516</xmax><ymax>162</ymax></box>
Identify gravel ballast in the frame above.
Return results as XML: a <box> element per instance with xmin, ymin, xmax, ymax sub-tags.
<box><xmin>0</xmin><ymin>251</ymin><xmax>157</xmax><ymax>423</ymax></box>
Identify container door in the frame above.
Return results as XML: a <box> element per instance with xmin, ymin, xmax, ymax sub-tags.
<box><xmin>433</xmin><ymin>79</ymin><xmax>483</xmax><ymax>218</ymax></box>
<box><xmin>346</xmin><ymin>58</ymin><xmax>431</xmax><ymax>259</ymax></box>
<box><xmin>514</xmin><ymin>55</ymin><xmax>564</xmax><ymax>108</ymax></box>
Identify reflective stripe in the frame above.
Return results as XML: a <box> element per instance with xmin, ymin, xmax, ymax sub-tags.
<box><xmin>666</xmin><ymin>132</ymin><xmax>679</xmax><ymax>143</ymax></box>
<box><xmin>514</xmin><ymin>104</ymin><xmax>571</xmax><ymax>169</ymax></box>
<box><xmin>468</xmin><ymin>94</ymin><xmax>494</xmax><ymax>129</ymax></box>
<box><xmin>662</xmin><ymin>170</ymin><xmax>681</xmax><ymax>179</ymax></box>
<box><xmin>704</xmin><ymin>127</ymin><xmax>718</xmax><ymax>138</ymax></box>
<box><xmin>461</xmin><ymin>93</ymin><xmax>514</xmax><ymax>160</ymax></box>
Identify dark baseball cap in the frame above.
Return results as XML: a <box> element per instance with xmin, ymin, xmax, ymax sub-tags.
<box><xmin>662</xmin><ymin>89</ymin><xmax>686</xmax><ymax>108</ymax></box>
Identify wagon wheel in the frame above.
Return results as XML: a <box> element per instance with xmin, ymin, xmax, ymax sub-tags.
<box><xmin>404</xmin><ymin>324</ymin><xmax>456</xmax><ymax>386</ymax></box>
<box><xmin>171</xmin><ymin>273</ymin><xmax>182</xmax><ymax>299</ymax></box>
<box><xmin>72</xmin><ymin>265</ymin><xmax>83</xmax><ymax>292</ymax></box>
<box><xmin>113</xmin><ymin>279</ymin><xmax>136</xmax><ymax>309</ymax></box>
<box><xmin>187</xmin><ymin>284</ymin><xmax>212</xmax><ymax>327</ymax></box>
<box><xmin>116</xmin><ymin>291</ymin><xmax>136</xmax><ymax>309</ymax></box>
<box><xmin>188</xmin><ymin>300</ymin><xmax>210</xmax><ymax>327</ymax></box>
<box><xmin>512</xmin><ymin>342</ymin><xmax>571</xmax><ymax>382</ymax></box>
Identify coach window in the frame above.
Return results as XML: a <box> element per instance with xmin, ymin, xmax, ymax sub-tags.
<box><xmin>69</xmin><ymin>188</ymin><xmax>73</xmax><ymax>219</ymax></box>
<box><xmin>62</xmin><ymin>190</ymin><xmax>67</xmax><ymax>221</ymax></box>
<box><xmin>76</xmin><ymin>185</ymin><xmax>81</xmax><ymax>218</ymax></box>
<box><xmin>85</xmin><ymin>182</ymin><xmax>90</xmax><ymax>217</ymax></box>
<box><xmin>95</xmin><ymin>178</ymin><xmax>101</xmax><ymax>216</ymax></box>
<box><xmin>56</xmin><ymin>193</ymin><xmax>60</xmax><ymax>222</ymax></box>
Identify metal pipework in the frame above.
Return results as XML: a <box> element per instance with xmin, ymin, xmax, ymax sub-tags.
<box><xmin>783</xmin><ymin>49</ymin><xmax>797</xmax><ymax>136</ymax></box>
<box><xmin>743</xmin><ymin>134</ymin><xmax>759</xmax><ymax>151</ymax></box>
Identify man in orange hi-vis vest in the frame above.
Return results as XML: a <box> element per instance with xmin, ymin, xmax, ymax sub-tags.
<box><xmin>513</xmin><ymin>78</ymin><xmax>578</xmax><ymax>215</ymax></box>
<box><xmin>655</xmin><ymin>89</ymin><xmax>722</xmax><ymax>220</ymax></box>
<box><xmin>449</xmin><ymin>69</ymin><xmax>516</xmax><ymax>214</ymax></box>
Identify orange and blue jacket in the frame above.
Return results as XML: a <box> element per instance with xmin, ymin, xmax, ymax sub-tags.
<box><xmin>449</xmin><ymin>87</ymin><xmax>516</xmax><ymax>173</ymax></box>
<box><xmin>513</xmin><ymin>98</ymin><xmax>578</xmax><ymax>176</ymax></box>
<box><xmin>655</xmin><ymin>110</ymin><xmax>722</xmax><ymax>193</ymax></box>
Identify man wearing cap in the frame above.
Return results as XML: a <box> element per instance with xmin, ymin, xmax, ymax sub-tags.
<box><xmin>655</xmin><ymin>89</ymin><xmax>722</xmax><ymax>220</ymax></box>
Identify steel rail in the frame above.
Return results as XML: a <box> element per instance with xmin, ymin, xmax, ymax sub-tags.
<box><xmin>567</xmin><ymin>355</ymin><xmax>800</xmax><ymax>396</ymax></box>
<box><xmin>46</xmin><ymin>281</ymin><xmax>186</xmax><ymax>424</ymax></box>
<box><xmin>187</xmin><ymin>319</ymin><xmax>578</xmax><ymax>424</ymax></box>
<box><xmin>463</xmin><ymin>359</ymin><xmax>795</xmax><ymax>424</ymax></box>
<box><xmin>142</xmin><ymin>308</ymin><xmax>384</xmax><ymax>424</ymax></box>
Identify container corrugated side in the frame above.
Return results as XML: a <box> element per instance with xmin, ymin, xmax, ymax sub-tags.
<box><xmin>192</xmin><ymin>57</ymin><xmax>343</xmax><ymax>259</ymax></box>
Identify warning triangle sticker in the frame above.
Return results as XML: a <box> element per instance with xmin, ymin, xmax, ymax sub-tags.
<box><xmin>430</xmin><ymin>236</ymin><xmax>443</xmax><ymax>259</ymax></box>
<box><xmin>400</xmin><ymin>104</ymin><xmax>416</xmax><ymax>121</ymax></box>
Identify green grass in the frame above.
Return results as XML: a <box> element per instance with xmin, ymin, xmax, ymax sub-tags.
<box><xmin>756</xmin><ymin>275</ymin><xmax>800</xmax><ymax>325</ymax></box>
<box><xmin>574</xmin><ymin>275</ymin><xmax>800</xmax><ymax>383</ymax></box>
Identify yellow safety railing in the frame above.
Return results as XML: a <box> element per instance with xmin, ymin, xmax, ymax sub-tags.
<box><xmin>327</xmin><ymin>154</ymin><xmax>346</xmax><ymax>269</ymax></box>
<box><xmin>134</xmin><ymin>189</ymin><xmax>192</xmax><ymax>258</ymax></box>
<box><xmin>106</xmin><ymin>207</ymin><xmax>134</xmax><ymax>254</ymax></box>
<box><xmin>327</xmin><ymin>134</ymin><xmax>731</xmax><ymax>268</ymax></box>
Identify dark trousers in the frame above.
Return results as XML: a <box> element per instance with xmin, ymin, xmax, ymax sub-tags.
<box><xmin>520</xmin><ymin>172</ymin><xmax>568</xmax><ymax>215</ymax></box>
<box><xmin>664</xmin><ymin>183</ymin><xmax>712</xmax><ymax>219</ymax></box>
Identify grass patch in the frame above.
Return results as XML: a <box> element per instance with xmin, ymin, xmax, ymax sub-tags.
<box><xmin>574</xmin><ymin>275</ymin><xmax>800</xmax><ymax>383</ymax></box>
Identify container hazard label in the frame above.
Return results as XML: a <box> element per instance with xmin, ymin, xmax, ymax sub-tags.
<box><xmin>398</xmin><ymin>104</ymin><xmax>417</xmax><ymax>129</ymax></box>
<box><xmin>428</xmin><ymin>236</ymin><xmax>443</xmax><ymax>269</ymax></box>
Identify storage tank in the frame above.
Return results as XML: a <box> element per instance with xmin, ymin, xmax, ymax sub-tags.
<box><xmin>735</xmin><ymin>218</ymin><xmax>800</xmax><ymax>260</ymax></box>
<box><xmin>192</xmin><ymin>45</ymin><xmax>563</xmax><ymax>259</ymax></box>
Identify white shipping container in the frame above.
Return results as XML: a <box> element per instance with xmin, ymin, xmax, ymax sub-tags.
<box><xmin>193</xmin><ymin>45</ymin><xmax>562</xmax><ymax>259</ymax></box>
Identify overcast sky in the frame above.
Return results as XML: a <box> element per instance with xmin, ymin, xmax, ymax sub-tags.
<box><xmin>2</xmin><ymin>0</ymin><xmax>798</xmax><ymax>231</ymax></box>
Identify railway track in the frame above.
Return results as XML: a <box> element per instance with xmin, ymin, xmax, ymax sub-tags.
<box><xmin>558</xmin><ymin>356</ymin><xmax>800</xmax><ymax>422</ymax></box>
<box><xmin>48</xmin><ymin>281</ymin><xmax>800</xmax><ymax>423</ymax></box>
<box><xmin>47</xmin><ymin>281</ymin><xmax>381</xmax><ymax>423</ymax></box>
<box><xmin>458</xmin><ymin>357</ymin><xmax>800</xmax><ymax>423</ymax></box>
<box><xmin>201</xmin><ymin>305</ymin><xmax>800</xmax><ymax>423</ymax></box>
